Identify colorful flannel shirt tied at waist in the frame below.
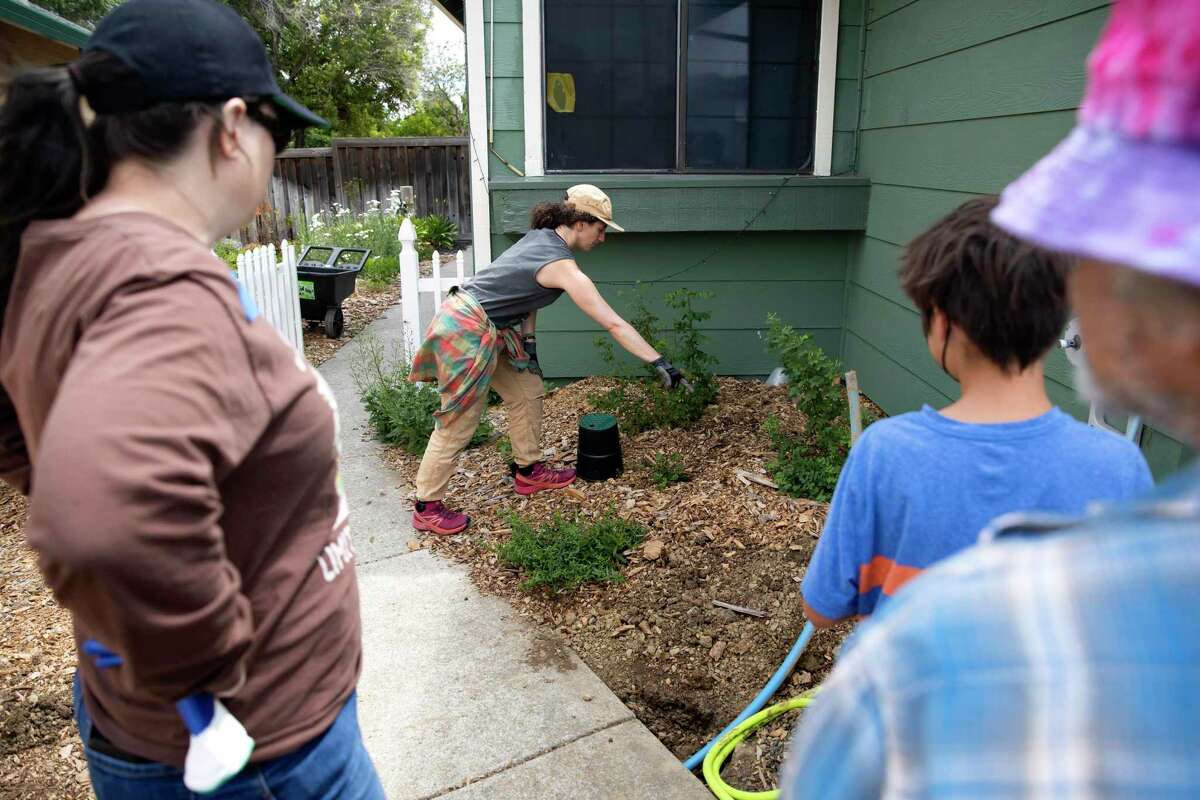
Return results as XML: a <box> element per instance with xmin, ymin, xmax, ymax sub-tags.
<box><xmin>409</xmin><ymin>289</ymin><xmax>531</xmax><ymax>427</ymax></box>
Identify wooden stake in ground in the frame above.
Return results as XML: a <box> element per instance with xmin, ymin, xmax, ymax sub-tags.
<box><xmin>713</xmin><ymin>600</ymin><xmax>770</xmax><ymax>618</ymax></box>
<box><xmin>735</xmin><ymin>469</ymin><xmax>778</xmax><ymax>490</ymax></box>
<box><xmin>846</xmin><ymin>369</ymin><xmax>863</xmax><ymax>446</ymax></box>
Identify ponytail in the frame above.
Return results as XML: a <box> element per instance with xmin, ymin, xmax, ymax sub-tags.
<box><xmin>0</xmin><ymin>62</ymin><xmax>102</xmax><ymax>300</ymax></box>
<box><xmin>0</xmin><ymin>52</ymin><xmax>223</xmax><ymax>325</ymax></box>
<box><xmin>529</xmin><ymin>201</ymin><xmax>599</xmax><ymax>230</ymax></box>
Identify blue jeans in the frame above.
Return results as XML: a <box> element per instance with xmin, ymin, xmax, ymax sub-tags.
<box><xmin>73</xmin><ymin>674</ymin><xmax>385</xmax><ymax>800</ymax></box>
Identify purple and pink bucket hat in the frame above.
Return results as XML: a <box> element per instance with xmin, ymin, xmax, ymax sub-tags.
<box><xmin>992</xmin><ymin>0</ymin><xmax>1200</xmax><ymax>286</ymax></box>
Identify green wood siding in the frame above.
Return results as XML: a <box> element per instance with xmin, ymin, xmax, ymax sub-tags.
<box><xmin>491</xmin><ymin>176</ymin><xmax>869</xmax><ymax>234</ymax></box>
<box><xmin>489</xmin><ymin>231</ymin><xmax>854</xmax><ymax>378</ymax></box>
<box><xmin>482</xmin><ymin>0</ymin><xmax>525</xmax><ymax>177</ymax></box>
<box><xmin>846</xmin><ymin>0</ymin><xmax>1191</xmax><ymax>477</ymax></box>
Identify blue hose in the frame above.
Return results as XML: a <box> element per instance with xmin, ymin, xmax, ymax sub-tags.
<box><xmin>683</xmin><ymin>621</ymin><xmax>815</xmax><ymax>772</ymax></box>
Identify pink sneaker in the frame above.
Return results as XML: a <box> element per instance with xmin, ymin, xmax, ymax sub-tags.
<box><xmin>514</xmin><ymin>463</ymin><xmax>577</xmax><ymax>496</ymax></box>
<box><xmin>412</xmin><ymin>501</ymin><xmax>470</xmax><ymax>535</ymax></box>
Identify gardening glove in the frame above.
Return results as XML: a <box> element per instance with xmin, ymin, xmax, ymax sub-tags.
<box><xmin>522</xmin><ymin>335</ymin><xmax>542</xmax><ymax>376</ymax></box>
<box><xmin>651</xmin><ymin>357</ymin><xmax>693</xmax><ymax>393</ymax></box>
<box><xmin>83</xmin><ymin>639</ymin><xmax>253</xmax><ymax>794</ymax></box>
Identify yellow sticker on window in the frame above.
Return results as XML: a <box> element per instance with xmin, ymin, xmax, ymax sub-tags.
<box><xmin>546</xmin><ymin>73</ymin><xmax>576</xmax><ymax>113</ymax></box>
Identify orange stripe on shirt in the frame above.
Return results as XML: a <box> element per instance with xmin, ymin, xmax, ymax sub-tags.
<box><xmin>858</xmin><ymin>555</ymin><xmax>924</xmax><ymax>597</ymax></box>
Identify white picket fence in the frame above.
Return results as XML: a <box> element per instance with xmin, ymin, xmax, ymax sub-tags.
<box><xmin>397</xmin><ymin>217</ymin><xmax>469</xmax><ymax>357</ymax></box>
<box><xmin>235</xmin><ymin>241</ymin><xmax>304</xmax><ymax>353</ymax></box>
<box><xmin>232</xmin><ymin>219</ymin><xmax>469</xmax><ymax>359</ymax></box>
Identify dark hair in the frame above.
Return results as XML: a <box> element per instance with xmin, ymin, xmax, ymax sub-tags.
<box><xmin>0</xmin><ymin>51</ymin><xmax>222</xmax><ymax>323</ymax></box>
<box><xmin>529</xmin><ymin>201</ymin><xmax>599</xmax><ymax>230</ymax></box>
<box><xmin>899</xmin><ymin>195</ymin><xmax>1069</xmax><ymax>371</ymax></box>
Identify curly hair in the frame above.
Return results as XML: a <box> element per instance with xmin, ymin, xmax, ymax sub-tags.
<box><xmin>529</xmin><ymin>200</ymin><xmax>599</xmax><ymax>230</ymax></box>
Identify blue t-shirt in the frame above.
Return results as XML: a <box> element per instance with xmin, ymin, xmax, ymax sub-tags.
<box><xmin>801</xmin><ymin>405</ymin><xmax>1154</xmax><ymax>620</ymax></box>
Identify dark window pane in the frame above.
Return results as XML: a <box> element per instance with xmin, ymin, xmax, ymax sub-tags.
<box><xmin>545</xmin><ymin>0</ymin><xmax>677</xmax><ymax>170</ymax></box>
<box><xmin>685</xmin><ymin>0</ymin><xmax>820</xmax><ymax>170</ymax></box>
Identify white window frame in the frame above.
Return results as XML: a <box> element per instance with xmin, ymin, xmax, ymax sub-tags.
<box><xmin>466</xmin><ymin>0</ymin><xmax>493</xmax><ymax>263</ymax></box>
<box><xmin>528</xmin><ymin>0</ymin><xmax>840</xmax><ymax>176</ymax></box>
<box><xmin>466</xmin><ymin>0</ymin><xmax>841</xmax><ymax>255</ymax></box>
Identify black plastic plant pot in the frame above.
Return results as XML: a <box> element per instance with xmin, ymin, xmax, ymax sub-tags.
<box><xmin>577</xmin><ymin>413</ymin><xmax>623</xmax><ymax>481</ymax></box>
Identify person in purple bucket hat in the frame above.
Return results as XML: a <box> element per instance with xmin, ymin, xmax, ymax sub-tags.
<box><xmin>780</xmin><ymin>1</ymin><xmax>1200</xmax><ymax>797</ymax></box>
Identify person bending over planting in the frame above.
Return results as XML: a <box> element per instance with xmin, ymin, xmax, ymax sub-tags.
<box><xmin>409</xmin><ymin>185</ymin><xmax>691</xmax><ymax>535</ymax></box>
<box><xmin>799</xmin><ymin>196</ymin><xmax>1152</xmax><ymax>629</ymax></box>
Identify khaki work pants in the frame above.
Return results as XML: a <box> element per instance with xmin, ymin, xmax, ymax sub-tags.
<box><xmin>415</xmin><ymin>354</ymin><xmax>544</xmax><ymax>501</ymax></box>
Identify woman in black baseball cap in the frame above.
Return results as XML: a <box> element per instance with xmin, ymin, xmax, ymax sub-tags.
<box><xmin>0</xmin><ymin>0</ymin><xmax>384</xmax><ymax>798</ymax></box>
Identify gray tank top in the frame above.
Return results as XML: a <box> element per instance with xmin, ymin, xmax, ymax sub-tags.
<box><xmin>462</xmin><ymin>228</ymin><xmax>571</xmax><ymax>328</ymax></box>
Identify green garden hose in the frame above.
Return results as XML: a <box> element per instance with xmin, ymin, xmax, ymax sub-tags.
<box><xmin>701</xmin><ymin>691</ymin><xmax>818</xmax><ymax>800</ymax></box>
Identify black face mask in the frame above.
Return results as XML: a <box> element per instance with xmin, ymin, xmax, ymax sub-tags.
<box><xmin>940</xmin><ymin>326</ymin><xmax>954</xmax><ymax>379</ymax></box>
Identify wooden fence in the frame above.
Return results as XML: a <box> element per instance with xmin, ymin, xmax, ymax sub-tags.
<box><xmin>240</xmin><ymin>137</ymin><xmax>471</xmax><ymax>244</ymax></box>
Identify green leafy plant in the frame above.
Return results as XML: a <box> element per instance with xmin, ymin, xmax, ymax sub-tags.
<box><xmin>214</xmin><ymin>239</ymin><xmax>243</xmax><ymax>271</ymax></box>
<box><xmin>646</xmin><ymin>453</ymin><xmax>688</xmax><ymax>489</ymax></box>
<box><xmin>413</xmin><ymin>214</ymin><xmax>458</xmax><ymax>259</ymax></box>
<box><xmin>590</xmin><ymin>287</ymin><xmax>719</xmax><ymax>433</ymax></box>
<box><xmin>496</xmin><ymin>436</ymin><xmax>513</xmax><ymax>463</ymax></box>
<box><xmin>362</xmin><ymin>255</ymin><xmax>399</xmax><ymax>291</ymax></box>
<box><xmin>761</xmin><ymin>313</ymin><xmax>851</xmax><ymax>501</ymax></box>
<box><xmin>763</xmin><ymin>417</ymin><xmax>845</xmax><ymax>503</ymax></box>
<box><xmin>495</xmin><ymin>510</ymin><xmax>646</xmax><ymax>593</ymax></box>
<box><xmin>351</xmin><ymin>335</ymin><xmax>492</xmax><ymax>454</ymax></box>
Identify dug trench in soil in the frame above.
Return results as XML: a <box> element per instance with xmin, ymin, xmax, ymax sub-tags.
<box><xmin>385</xmin><ymin>377</ymin><xmax>858</xmax><ymax>791</ymax></box>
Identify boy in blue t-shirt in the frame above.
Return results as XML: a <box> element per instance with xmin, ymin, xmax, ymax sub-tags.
<box><xmin>801</xmin><ymin>197</ymin><xmax>1153</xmax><ymax>628</ymax></box>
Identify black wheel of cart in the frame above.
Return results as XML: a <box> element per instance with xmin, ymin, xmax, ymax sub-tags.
<box><xmin>324</xmin><ymin>307</ymin><xmax>344</xmax><ymax>339</ymax></box>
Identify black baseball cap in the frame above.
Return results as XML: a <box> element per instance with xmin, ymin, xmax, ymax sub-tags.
<box><xmin>81</xmin><ymin>0</ymin><xmax>329</xmax><ymax>130</ymax></box>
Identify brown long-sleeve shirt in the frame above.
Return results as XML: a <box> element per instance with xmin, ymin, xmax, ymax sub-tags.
<box><xmin>1</xmin><ymin>212</ymin><xmax>362</xmax><ymax>767</ymax></box>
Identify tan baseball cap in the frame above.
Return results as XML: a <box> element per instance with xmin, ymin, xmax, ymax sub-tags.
<box><xmin>565</xmin><ymin>184</ymin><xmax>625</xmax><ymax>232</ymax></box>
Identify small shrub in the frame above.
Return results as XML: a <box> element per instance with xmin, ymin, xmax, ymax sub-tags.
<box><xmin>763</xmin><ymin>416</ymin><xmax>845</xmax><ymax>503</ymax></box>
<box><xmin>363</xmin><ymin>255</ymin><xmax>399</xmax><ymax>291</ymax></box>
<box><xmin>496</xmin><ymin>510</ymin><xmax>646</xmax><ymax>593</ymax></box>
<box><xmin>762</xmin><ymin>314</ymin><xmax>851</xmax><ymax>501</ymax></box>
<box><xmin>414</xmin><ymin>214</ymin><xmax>458</xmax><ymax>259</ymax></box>
<box><xmin>214</xmin><ymin>239</ymin><xmax>243</xmax><ymax>271</ymax></box>
<box><xmin>646</xmin><ymin>453</ymin><xmax>688</xmax><ymax>489</ymax></box>
<box><xmin>496</xmin><ymin>436</ymin><xmax>513</xmax><ymax>462</ymax></box>
<box><xmin>589</xmin><ymin>287</ymin><xmax>719</xmax><ymax>433</ymax></box>
<box><xmin>764</xmin><ymin>313</ymin><xmax>845</xmax><ymax>442</ymax></box>
<box><xmin>351</xmin><ymin>335</ymin><xmax>492</xmax><ymax>454</ymax></box>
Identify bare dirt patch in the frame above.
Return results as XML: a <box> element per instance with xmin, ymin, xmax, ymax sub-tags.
<box><xmin>384</xmin><ymin>377</ymin><xmax>855</xmax><ymax>791</ymax></box>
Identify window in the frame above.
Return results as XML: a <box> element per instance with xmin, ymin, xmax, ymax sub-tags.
<box><xmin>543</xmin><ymin>0</ymin><xmax>822</xmax><ymax>172</ymax></box>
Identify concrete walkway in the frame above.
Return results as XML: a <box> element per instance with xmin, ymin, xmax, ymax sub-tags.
<box><xmin>319</xmin><ymin>306</ymin><xmax>710</xmax><ymax>800</ymax></box>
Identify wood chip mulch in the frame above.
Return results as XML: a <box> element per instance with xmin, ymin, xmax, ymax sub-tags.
<box><xmin>302</xmin><ymin>281</ymin><xmax>401</xmax><ymax>366</ymax></box>
<box><xmin>383</xmin><ymin>376</ymin><xmax>856</xmax><ymax>791</ymax></box>
<box><xmin>0</xmin><ymin>488</ymin><xmax>88</xmax><ymax>800</ymax></box>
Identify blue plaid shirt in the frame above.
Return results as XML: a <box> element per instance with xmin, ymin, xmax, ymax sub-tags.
<box><xmin>782</xmin><ymin>467</ymin><xmax>1200</xmax><ymax>799</ymax></box>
